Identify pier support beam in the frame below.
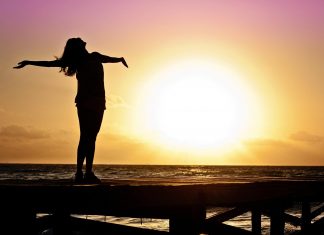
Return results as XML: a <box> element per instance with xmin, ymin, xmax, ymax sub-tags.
<box><xmin>52</xmin><ymin>210</ymin><xmax>73</xmax><ymax>235</ymax></box>
<box><xmin>169</xmin><ymin>205</ymin><xmax>205</xmax><ymax>235</ymax></box>
<box><xmin>270</xmin><ymin>207</ymin><xmax>285</xmax><ymax>235</ymax></box>
<box><xmin>0</xmin><ymin>205</ymin><xmax>36</xmax><ymax>235</ymax></box>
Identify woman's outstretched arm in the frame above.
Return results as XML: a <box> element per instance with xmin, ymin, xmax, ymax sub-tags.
<box><xmin>13</xmin><ymin>60</ymin><xmax>62</xmax><ymax>69</ymax></box>
<box><xmin>94</xmin><ymin>52</ymin><xmax>128</xmax><ymax>68</ymax></box>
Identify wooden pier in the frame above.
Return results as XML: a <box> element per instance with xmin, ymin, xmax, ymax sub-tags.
<box><xmin>1</xmin><ymin>179</ymin><xmax>324</xmax><ymax>235</ymax></box>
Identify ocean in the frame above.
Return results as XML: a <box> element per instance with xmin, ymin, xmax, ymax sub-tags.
<box><xmin>1</xmin><ymin>164</ymin><xmax>324</xmax><ymax>234</ymax></box>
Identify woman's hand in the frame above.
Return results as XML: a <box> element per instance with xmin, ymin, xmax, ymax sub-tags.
<box><xmin>121</xmin><ymin>57</ymin><xmax>128</xmax><ymax>68</ymax></box>
<box><xmin>13</xmin><ymin>60</ymin><xmax>29</xmax><ymax>69</ymax></box>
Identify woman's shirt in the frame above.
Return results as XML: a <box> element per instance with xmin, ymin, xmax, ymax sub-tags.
<box><xmin>75</xmin><ymin>52</ymin><xmax>106</xmax><ymax>110</ymax></box>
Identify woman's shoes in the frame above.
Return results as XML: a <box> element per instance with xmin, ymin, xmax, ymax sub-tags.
<box><xmin>74</xmin><ymin>171</ymin><xmax>84</xmax><ymax>183</ymax></box>
<box><xmin>74</xmin><ymin>171</ymin><xmax>101</xmax><ymax>184</ymax></box>
<box><xmin>84</xmin><ymin>172</ymin><xmax>102</xmax><ymax>184</ymax></box>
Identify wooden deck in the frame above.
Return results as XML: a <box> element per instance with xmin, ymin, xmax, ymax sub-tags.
<box><xmin>1</xmin><ymin>179</ymin><xmax>324</xmax><ymax>235</ymax></box>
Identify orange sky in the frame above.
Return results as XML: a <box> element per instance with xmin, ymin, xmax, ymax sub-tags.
<box><xmin>1</xmin><ymin>0</ymin><xmax>324</xmax><ymax>165</ymax></box>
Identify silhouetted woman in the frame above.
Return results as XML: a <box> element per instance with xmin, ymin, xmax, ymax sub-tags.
<box><xmin>14</xmin><ymin>38</ymin><xmax>128</xmax><ymax>183</ymax></box>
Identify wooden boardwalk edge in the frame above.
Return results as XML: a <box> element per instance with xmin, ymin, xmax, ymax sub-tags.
<box><xmin>1</xmin><ymin>180</ymin><xmax>324</xmax><ymax>235</ymax></box>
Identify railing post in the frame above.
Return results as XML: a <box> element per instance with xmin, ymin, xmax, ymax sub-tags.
<box><xmin>270</xmin><ymin>206</ymin><xmax>285</xmax><ymax>235</ymax></box>
<box><xmin>301</xmin><ymin>201</ymin><xmax>311</xmax><ymax>232</ymax></box>
<box><xmin>252</xmin><ymin>208</ymin><xmax>262</xmax><ymax>234</ymax></box>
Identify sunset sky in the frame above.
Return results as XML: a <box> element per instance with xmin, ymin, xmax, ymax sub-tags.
<box><xmin>1</xmin><ymin>0</ymin><xmax>324</xmax><ymax>165</ymax></box>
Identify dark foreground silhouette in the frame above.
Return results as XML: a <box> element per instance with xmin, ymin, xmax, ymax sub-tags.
<box><xmin>2</xmin><ymin>180</ymin><xmax>324</xmax><ymax>235</ymax></box>
<box><xmin>14</xmin><ymin>37</ymin><xmax>128</xmax><ymax>183</ymax></box>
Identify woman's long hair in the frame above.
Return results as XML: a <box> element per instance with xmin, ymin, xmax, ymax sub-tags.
<box><xmin>59</xmin><ymin>38</ymin><xmax>86</xmax><ymax>76</ymax></box>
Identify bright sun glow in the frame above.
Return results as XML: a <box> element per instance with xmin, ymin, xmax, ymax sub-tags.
<box><xmin>141</xmin><ymin>59</ymin><xmax>251</xmax><ymax>151</ymax></box>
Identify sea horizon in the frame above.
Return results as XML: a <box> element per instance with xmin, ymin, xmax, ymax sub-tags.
<box><xmin>1</xmin><ymin>164</ymin><xmax>324</xmax><ymax>183</ymax></box>
<box><xmin>2</xmin><ymin>163</ymin><xmax>324</xmax><ymax>166</ymax></box>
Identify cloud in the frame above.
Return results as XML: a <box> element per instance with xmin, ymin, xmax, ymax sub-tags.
<box><xmin>242</xmin><ymin>136</ymin><xmax>324</xmax><ymax>165</ymax></box>
<box><xmin>0</xmin><ymin>128</ymin><xmax>162</xmax><ymax>164</ymax></box>
<box><xmin>0</xmin><ymin>125</ymin><xmax>50</xmax><ymax>140</ymax></box>
<box><xmin>106</xmin><ymin>94</ymin><xmax>128</xmax><ymax>109</ymax></box>
<box><xmin>0</xmin><ymin>125</ymin><xmax>75</xmax><ymax>163</ymax></box>
<box><xmin>0</xmin><ymin>125</ymin><xmax>323</xmax><ymax>165</ymax></box>
<box><xmin>0</xmin><ymin>138</ymin><xmax>75</xmax><ymax>163</ymax></box>
<box><xmin>96</xmin><ymin>132</ymin><xmax>163</xmax><ymax>164</ymax></box>
<box><xmin>243</xmin><ymin>138</ymin><xmax>287</xmax><ymax>147</ymax></box>
<box><xmin>290</xmin><ymin>131</ymin><xmax>323</xmax><ymax>144</ymax></box>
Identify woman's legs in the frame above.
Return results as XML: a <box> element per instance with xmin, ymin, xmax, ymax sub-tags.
<box><xmin>77</xmin><ymin>107</ymin><xmax>104</xmax><ymax>177</ymax></box>
<box><xmin>77</xmin><ymin>133</ymin><xmax>87</xmax><ymax>173</ymax></box>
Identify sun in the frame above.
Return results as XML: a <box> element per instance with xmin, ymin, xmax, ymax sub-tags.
<box><xmin>140</xmin><ymin>59</ymin><xmax>251</xmax><ymax>151</ymax></box>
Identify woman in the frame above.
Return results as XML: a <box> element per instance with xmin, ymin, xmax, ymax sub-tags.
<box><xmin>14</xmin><ymin>37</ymin><xmax>128</xmax><ymax>183</ymax></box>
